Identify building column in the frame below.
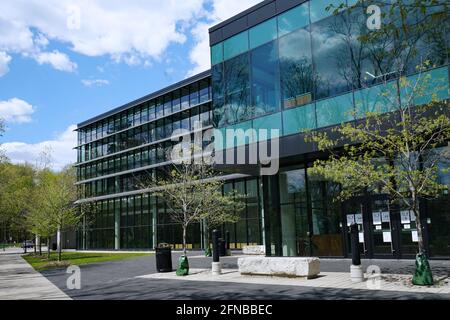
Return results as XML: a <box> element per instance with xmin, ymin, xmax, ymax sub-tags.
<box><xmin>82</xmin><ymin>215</ymin><xmax>86</xmax><ymax>250</ymax></box>
<box><xmin>114</xmin><ymin>205</ymin><xmax>120</xmax><ymax>250</ymax></box>
<box><xmin>152</xmin><ymin>197</ymin><xmax>157</xmax><ymax>248</ymax></box>
<box><xmin>57</xmin><ymin>227</ymin><xmax>61</xmax><ymax>251</ymax></box>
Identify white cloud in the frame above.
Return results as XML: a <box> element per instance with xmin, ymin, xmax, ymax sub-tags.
<box><xmin>0</xmin><ymin>0</ymin><xmax>205</xmax><ymax>73</ymax></box>
<box><xmin>0</xmin><ymin>51</ymin><xmax>12</xmax><ymax>77</ymax></box>
<box><xmin>2</xmin><ymin>124</ymin><xmax>77</xmax><ymax>171</ymax></box>
<box><xmin>0</xmin><ymin>16</ymin><xmax>77</xmax><ymax>73</ymax></box>
<box><xmin>82</xmin><ymin>79</ymin><xmax>110</xmax><ymax>87</ymax></box>
<box><xmin>33</xmin><ymin>50</ymin><xmax>77</xmax><ymax>72</ymax></box>
<box><xmin>187</xmin><ymin>0</ymin><xmax>261</xmax><ymax>76</ymax></box>
<box><xmin>0</xmin><ymin>98</ymin><xmax>35</xmax><ymax>124</ymax></box>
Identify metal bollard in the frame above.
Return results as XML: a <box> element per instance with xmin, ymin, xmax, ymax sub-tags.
<box><xmin>350</xmin><ymin>223</ymin><xmax>363</xmax><ymax>282</ymax></box>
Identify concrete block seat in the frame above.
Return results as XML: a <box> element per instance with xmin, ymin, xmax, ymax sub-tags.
<box><xmin>238</xmin><ymin>256</ymin><xmax>320</xmax><ymax>279</ymax></box>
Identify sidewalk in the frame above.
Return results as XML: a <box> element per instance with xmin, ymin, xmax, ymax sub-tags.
<box><xmin>0</xmin><ymin>248</ymin><xmax>71</xmax><ymax>300</ymax></box>
<box><xmin>138</xmin><ymin>268</ymin><xmax>450</xmax><ymax>295</ymax></box>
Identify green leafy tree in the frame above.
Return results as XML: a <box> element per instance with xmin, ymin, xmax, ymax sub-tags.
<box><xmin>0</xmin><ymin>163</ymin><xmax>35</xmax><ymax>247</ymax></box>
<box><xmin>144</xmin><ymin>162</ymin><xmax>244</xmax><ymax>257</ymax></box>
<box><xmin>35</xmin><ymin>166</ymin><xmax>79</xmax><ymax>261</ymax></box>
<box><xmin>0</xmin><ymin>119</ymin><xmax>5</xmax><ymax>163</ymax></box>
<box><xmin>27</xmin><ymin>170</ymin><xmax>56</xmax><ymax>257</ymax></box>
<box><xmin>307</xmin><ymin>65</ymin><xmax>449</xmax><ymax>281</ymax></box>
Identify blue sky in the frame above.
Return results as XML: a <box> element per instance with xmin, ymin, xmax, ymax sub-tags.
<box><xmin>0</xmin><ymin>0</ymin><xmax>261</xmax><ymax>170</ymax></box>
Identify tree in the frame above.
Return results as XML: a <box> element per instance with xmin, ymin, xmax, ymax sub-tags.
<box><xmin>144</xmin><ymin>162</ymin><xmax>244</xmax><ymax>258</ymax></box>
<box><xmin>27</xmin><ymin>169</ymin><xmax>56</xmax><ymax>257</ymax></box>
<box><xmin>36</xmin><ymin>167</ymin><xmax>79</xmax><ymax>261</ymax></box>
<box><xmin>0</xmin><ymin>163</ymin><xmax>35</xmax><ymax>247</ymax></box>
<box><xmin>0</xmin><ymin>119</ymin><xmax>5</xmax><ymax>163</ymax></box>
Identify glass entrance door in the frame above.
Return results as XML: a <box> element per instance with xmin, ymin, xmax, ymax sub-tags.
<box><xmin>398</xmin><ymin>206</ymin><xmax>419</xmax><ymax>256</ymax></box>
<box><xmin>370</xmin><ymin>198</ymin><xmax>395</xmax><ymax>256</ymax></box>
<box><xmin>279</xmin><ymin>168</ymin><xmax>309</xmax><ymax>256</ymax></box>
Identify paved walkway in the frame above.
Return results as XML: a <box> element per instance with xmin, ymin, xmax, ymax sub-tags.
<box><xmin>0</xmin><ymin>248</ymin><xmax>70</xmax><ymax>300</ymax></box>
<box><xmin>139</xmin><ymin>268</ymin><xmax>450</xmax><ymax>295</ymax></box>
<box><xmin>39</xmin><ymin>252</ymin><xmax>449</xmax><ymax>300</ymax></box>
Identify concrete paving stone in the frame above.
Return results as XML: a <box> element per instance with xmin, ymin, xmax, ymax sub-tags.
<box><xmin>13</xmin><ymin>250</ymin><xmax>448</xmax><ymax>300</ymax></box>
<box><xmin>0</xmin><ymin>250</ymin><xmax>70</xmax><ymax>300</ymax></box>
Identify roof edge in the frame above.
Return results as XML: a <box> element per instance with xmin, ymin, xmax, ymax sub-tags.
<box><xmin>77</xmin><ymin>69</ymin><xmax>211</xmax><ymax>129</ymax></box>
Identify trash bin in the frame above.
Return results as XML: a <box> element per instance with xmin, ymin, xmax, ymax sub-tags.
<box><xmin>155</xmin><ymin>243</ymin><xmax>172</xmax><ymax>272</ymax></box>
<box><xmin>52</xmin><ymin>243</ymin><xmax>57</xmax><ymax>251</ymax></box>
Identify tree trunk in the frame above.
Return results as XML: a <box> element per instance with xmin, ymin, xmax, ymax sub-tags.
<box><xmin>203</xmin><ymin>220</ymin><xmax>210</xmax><ymax>251</ymax></box>
<box><xmin>47</xmin><ymin>237</ymin><xmax>50</xmax><ymax>259</ymax></box>
<box><xmin>34</xmin><ymin>235</ymin><xmax>37</xmax><ymax>254</ymax></box>
<box><xmin>39</xmin><ymin>238</ymin><xmax>42</xmax><ymax>256</ymax></box>
<box><xmin>411</xmin><ymin>196</ymin><xmax>425</xmax><ymax>254</ymax></box>
<box><xmin>413</xmin><ymin>208</ymin><xmax>425</xmax><ymax>254</ymax></box>
<box><xmin>182</xmin><ymin>225</ymin><xmax>187</xmax><ymax>257</ymax></box>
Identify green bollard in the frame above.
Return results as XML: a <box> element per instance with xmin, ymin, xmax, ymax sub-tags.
<box><xmin>176</xmin><ymin>255</ymin><xmax>189</xmax><ymax>276</ymax></box>
<box><xmin>412</xmin><ymin>252</ymin><xmax>434</xmax><ymax>286</ymax></box>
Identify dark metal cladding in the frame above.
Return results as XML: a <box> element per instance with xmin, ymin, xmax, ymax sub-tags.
<box><xmin>208</xmin><ymin>0</ymin><xmax>306</xmax><ymax>46</ymax></box>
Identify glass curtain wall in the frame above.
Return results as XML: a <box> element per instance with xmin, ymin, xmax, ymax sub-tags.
<box><xmin>211</xmin><ymin>0</ymin><xmax>448</xmax><ymax>136</ymax></box>
<box><xmin>270</xmin><ymin>165</ymin><xmax>344</xmax><ymax>257</ymax></box>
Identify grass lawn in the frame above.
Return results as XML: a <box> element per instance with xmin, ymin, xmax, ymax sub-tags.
<box><xmin>23</xmin><ymin>251</ymin><xmax>153</xmax><ymax>271</ymax></box>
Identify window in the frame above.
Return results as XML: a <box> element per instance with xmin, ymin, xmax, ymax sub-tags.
<box><xmin>156</xmin><ymin>98</ymin><xmax>164</xmax><ymax>118</ymax></box>
<box><xmin>311</xmin><ymin>9</ymin><xmax>352</xmax><ymax>99</ymax></box>
<box><xmin>250</xmin><ymin>41</ymin><xmax>281</xmax><ymax>117</ymax></box>
<box><xmin>222</xmin><ymin>53</ymin><xmax>250</xmax><ymax>125</ymax></box>
<box><xmin>164</xmin><ymin>118</ymin><xmax>173</xmax><ymax>139</ymax></box>
<box><xmin>310</xmin><ymin>0</ymin><xmax>344</xmax><ymax>24</ymax></box>
<box><xmin>148</xmin><ymin>101</ymin><xmax>156</xmax><ymax>121</ymax></box>
<box><xmin>189</xmin><ymin>83</ymin><xmax>199</xmax><ymax>106</ymax></box>
<box><xmin>141</xmin><ymin>104</ymin><xmax>149</xmax><ymax>123</ymax></box>
<box><xmin>172</xmin><ymin>90</ymin><xmax>181</xmax><ymax>113</ymax></box>
<box><xmin>249</xmin><ymin>18</ymin><xmax>277</xmax><ymax>49</ymax></box>
<box><xmin>278</xmin><ymin>2</ymin><xmax>310</xmax><ymax>37</ymax></box>
<box><xmin>211</xmin><ymin>42</ymin><xmax>224</xmax><ymax>65</ymax></box>
<box><xmin>223</xmin><ymin>31</ymin><xmax>249</xmax><ymax>61</ymax></box>
<box><xmin>180</xmin><ymin>111</ymin><xmax>190</xmax><ymax>131</ymax></box>
<box><xmin>190</xmin><ymin>107</ymin><xmax>200</xmax><ymax>131</ymax></box>
<box><xmin>172</xmin><ymin>113</ymin><xmax>181</xmax><ymax>132</ymax></box>
<box><xmin>133</xmin><ymin>108</ymin><xmax>141</xmax><ymax>126</ymax></box>
<box><xmin>155</xmin><ymin>119</ymin><xmax>165</xmax><ymax>140</ymax></box>
<box><xmin>279</xmin><ymin>28</ymin><xmax>313</xmax><ymax>109</ymax></box>
<box><xmin>199</xmin><ymin>80</ymin><xmax>210</xmax><ymax>103</ymax></box>
<box><xmin>181</xmin><ymin>87</ymin><xmax>190</xmax><ymax>110</ymax></box>
<box><xmin>200</xmin><ymin>105</ymin><xmax>211</xmax><ymax>127</ymax></box>
<box><xmin>163</xmin><ymin>94</ymin><xmax>172</xmax><ymax>115</ymax></box>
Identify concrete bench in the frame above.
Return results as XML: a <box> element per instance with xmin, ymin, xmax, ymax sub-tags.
<box><xmin>238</xmin><ymin>257</ymin><xmax>320</xmax><ymax>279</ymax></box>
<box><xmin>242</xmin><ymin>245</ymin><xmax>265</xmax><ymax>255</ymax></box>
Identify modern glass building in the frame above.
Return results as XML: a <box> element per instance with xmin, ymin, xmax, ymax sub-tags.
<box><xmin>76</xmin><ymin>0</ymin><xmax>449</xmax><ymax>258</ymax></box>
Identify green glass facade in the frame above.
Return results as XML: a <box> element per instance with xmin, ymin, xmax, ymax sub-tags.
<box><xmin>211</xmin><ymin>0</ymin><xmax>449</xmax><ymax>149</ymax></box>
<box><xmin>76</xmin><ymin>74</ymin><xmax>265</xmax><ymax>250</ymax></box>
<box><xmin>76</xmin><ymin>0</ymin><xmax>449</xmax><ymax>258</ymax></box>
